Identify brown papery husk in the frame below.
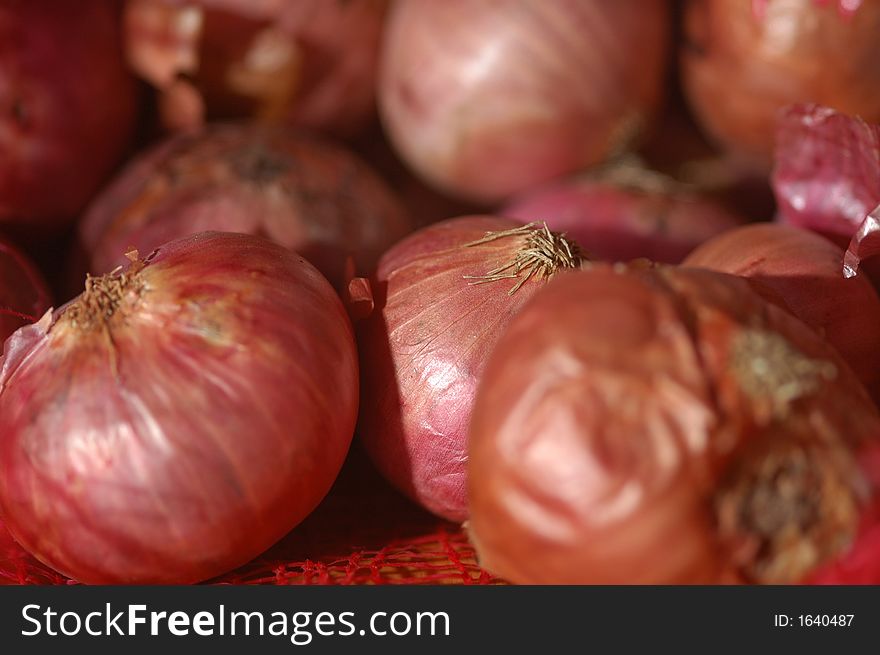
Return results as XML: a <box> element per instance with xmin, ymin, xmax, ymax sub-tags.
<box><xmin>468</xmin><ymin>263</ymin><xmax>879</xmax><ymax>585</ymax></box>
<box><xmin>124</xmin><ymin>0</ymin><xmax>387</xmax><ymax>136</ymax></box>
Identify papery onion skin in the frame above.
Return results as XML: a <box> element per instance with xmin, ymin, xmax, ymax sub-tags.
<box><xmin>124</xmin><ymin>0</ymin><xmax>387</xmax><ymax>136</ymax></box>
<box><xmin>0</xmin><ymin>237</ymin><xmax>50</xmax><ymax>342</ymax></box>
<box><xmin>681</xmin><ymin>0</ymin><xmax>880</xmax><ymax>169</ymax></box>
<box><xmin>773</xmin><ymin>104</ymin><xmax>880</xmax><ymax>245</ymax></box>
<box><xmin>502</xmin><ymin>170</ymin><xmax>744</xmax><ymax>264</ymax></box>
<box><xmin>379</xmin><ymin>0</ymin><xmax>671</xmax><ymax>203</ymax></box>
<box><xmin>78</xmin><ymin>124</ymin><xmax>411</xmax><ymax>293</ymax></box>
<box><xmin>0</xmin><ymin>0</ymin><xmax>140</xmax><ymax>227</ymax></box>
<box><xmin>357</xmin><ymin>216</ymin><xmax>584</xmax><ymax>522</ymax></box>
<box><xmin>0</xmin><ymin>232</ymin><xmax>358</xmax><ymax>584</ymax></box>
<box><xmin>468</xmin><ymin>265</ymin><xmax>879</xmax><ymax>584</ymax></box>
<box><xmin>684</xmin><ymin>223</ymin><xmax>880</xmax><ymax>400</ymax></box>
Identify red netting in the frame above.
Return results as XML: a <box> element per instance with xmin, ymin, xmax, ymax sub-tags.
<box><xmin>0</xmin><ymin>447</ymin><xmax>501</xmax><ymax>586</ymax></box>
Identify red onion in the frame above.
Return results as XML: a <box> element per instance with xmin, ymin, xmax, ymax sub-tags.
<box><xmin>684</xmin><ymin>223</ymin><xmax>880</xmax><ymax>400</ymax></box>
<box><xmin>0</xmin><ymin>236</ymin><xmax>50</xmax><ymax>342</ymax></box>
<box><xmin>78</xmin><ymin>124</ymin><xmax>411</xmax><ymax>293</ymax></box>
<box><xmin>379</xmin><ymin>0</ymin><xmax>671</xmax><ymax>203</ymax></box>
<box><xmin>0</xmin><ymin>0</ymin><xmax>140</xmax><ymax>228</ymax></box>
<box><xmin>356</xmin><ymin>216</ymin><xmax>585</xmax><ymax>521</ymax></box>
<box><xmin>124</xmin><ymin>0</ymin><xmax>388</xmax><ymax>135</ymax></box>
<box><xmin>773</xmin><ymin>104</ymin><xmax>880</xmax><ymax>244</ymax></box>
<box><xmin>0</xmin><ymin>232</ymin><xmax>358</xmax><ymax>584</ymax></box>
<box><xmin>502</xmin><ymin>164</ymin><xmax>744</xmax><ymax>264</ymax></box>
<box><xmin>468</xmin><ymin>264</ymin><xmax>880</xmax><ymax>584</ymax></box>
<box><xmin>681</xmin><ymin>0</ymin><xmax>880</xmax><ymax>169</ymax></box>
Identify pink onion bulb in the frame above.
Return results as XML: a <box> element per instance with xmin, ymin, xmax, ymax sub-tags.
<box><xmin>0</xmin><ymin>232</ymin><xmax>358</xmax><ymax>584</ymax></box>
<box><xmin>78</xmin><ymin>124</ymin><xmax>411</xmax><ymax>293</ymax></box>
<box><xmin>681</xmin><ymin>0</ymin><xmax>880</xmax><ymax>169</ymax></box>
<box><xmin>357</xmin><ymin>216</ymin><xmax>585</xmax><ymax>521</ymax></box>
<box><xmin>469</xmin><ymin>265</ymin><xmax>880</xmax><ymax>584</ymax></box>
<box><xmin>502</xmin><ymin>165</ymin><xmax>744</xmax><ymax>264</ymax></box>
<box><xmin>0</xmin><ymin>0</ymin><xmax>140</xmax><ymax>228</ymax></box>
<box><xmin>379</xmin><ymin>0</ymin><xmax>671</xmax><ymax>203</ymax></box>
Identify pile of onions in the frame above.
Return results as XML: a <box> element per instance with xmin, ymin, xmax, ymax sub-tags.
<box><xmin>0</xmin><ymin>232</ymin><xmax>358</xmax><ymax>584</ymax></box>
<box><xmin>356</xmin><ymin>216</ymin><xmax>585</xmax><ymax>521</ymax></box>
<box><xmin>0</xmin><ymin>237</ymin><xmax>50</xmax><ymax>342</ymax></box>
<box><xmin>379</xmin><ymin>0</ymin><xmax>671</xmax><ymax>203</ymax></box>
<box><xmin>0</xmin><ymin>0</ymin><xmax>140</xmax><ymax>228</ymax></box>
<box><xmin>684</xmin><ymin>223</ymin><xmax>880</xmax><ymax>400</ymax></box>
<box><xmin>502</xmin><ymin>163</ymin><xmax>744</xmax><ymax>264</ymax></box>
<box><xmin>468</xmin><ymin>264</ymin><xmax>880</xmax><ymax>584</ymax></box>
<box><xmin>78</xmin><ymin>123</ymin><xmax>411</xmax><ymax>293</ymax></box>
<box><xmin>773</xmin><ymin>104</ymin><xmax>880</xmax><ymax>244</ymax></box>
<box><xmin>681</xmin><ymin>0</ymin><xmax>880</xmax><ymax>169</ymax></box>
<box><xmin>124</xmin><ymin>0</ymin><xmax>388</xmax><ymax>135</ymax></box>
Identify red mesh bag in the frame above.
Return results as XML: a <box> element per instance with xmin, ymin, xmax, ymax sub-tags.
<box><xmin>0</xmin><ymin>447</ymin><xmax>499</xmax><ymax>586</ymax></box>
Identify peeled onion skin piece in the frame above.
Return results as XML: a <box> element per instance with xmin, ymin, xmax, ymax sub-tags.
<box><xmin>379</xmin><ymin>0</ymin><xmax>671</xmax><ymax>203</ymax></box>
<box><xmin>0</xmin><ymin>232</ymin><xmax>358</xmax><ymax>584</ymax></box>
<box><xmin>357</xmin><ymin>216</ymin><xmax>585</xmax><ymax>522</ymax></box>
<box><xmin>0</xmin><ymin>0</ymin><xmax>140</xmax><ymax>227</ymax></box>
<box><xmin>684</xmin><ymin>223</ymin><xmax>880</xmax><ymax>401</ymax></box>
<box><xmin>773</xmin><ymin>104</ymin><xmax>880</xmax><ymax>245</ymax></box>
<box><xmin>78</xmin><ymin>123</ymin><xmax>411</xmax><ymax>294</ymax></box>
<box><xmin>681</xmin><ymin>0</ymin><xmax>880</xmax><ymax>170</ymax></box>
<box><xmin>468</xmin><ymin>266</ymin><xmax>880</xmax><ymax>584</ymax></box>
<box><xmin>124</xmin><ymin>0</ymin><xmax>387</xmax><ymax>135</ymax></box>
<box><xmin>0</xmin><ymin>237</ymin><xmax>51</xmax><ymax>342</ymax></box>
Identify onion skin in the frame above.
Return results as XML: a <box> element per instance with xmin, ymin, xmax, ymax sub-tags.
<box><xmin>0</xmin><ymin>237</ymin><xmax>50</xmax><ymax>342</ymax></box>
<box><xmin>502</xmin><ymin>170</ymin><xmax>744</xmax><ymax>264</ymax></box>
<box><xmin>0</xmin><ymin>232</ymin><xmax>358</xmax><ymax>584</ymax></box>
<box><xmin>773</xmin><ymin>104</ymin><xmax>880</xmax><ymax>245</ymax></box>
<box><xmin>357</xmin><ymin>216</ymin><xmax>584</xmax><ymax>522</ymax></box>
<box><xmin>684</xmin><ymin>223</ymin><xmax>880</xmax><ymax>400</ymax></box>
<box><xmin>0</xmin><ymin>0</ymin><xmax>140</xmax><ymax>227</ymax></box>
<box><xmin>379</xmin><ymin>0</ymin><xmax>671</xmax><ymax>203</ymax></box>
<box><xmin>681</xmin><ymin>0</ymin><xmax>880</xmax><ymax>169</ymax></box>
<box><xmin>468</xmin><ymin>265</ymin><xmax>880</xmax><ymax>584</ymax></box>
<box><xmin>124</xmin><ymin>0</ymin><xmax>387</xmax><ymax>136</ymax></box>
<box><xmin>78</xmin><ymin>124</ymin><xmax>411</xmax><ymax>293</ymax></box>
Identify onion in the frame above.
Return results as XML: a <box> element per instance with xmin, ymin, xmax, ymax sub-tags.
<box><xmin>379</xmin><ymin>0</ymin><xmax>671</xmax><ymax>203</ymax></box>
<box><xmin>0</xmin><ymin>231</ymin><xmax>358</xmax><ymax>584</ymax></box>
<box><xmin>681</xmin><ymin>0</ymin><xmax>880</xmax><ymax>169</ymax></box>
<box><xmin>0</xmin><ymin>0</ymin><xmax>140</xmax><ymax>228</ymax></box>
<box><xmin>0</xmin><ymin>236</ymin><xmax>50</xmax><ymax>342</ymax></box>
<box><xmin>502</xmin><ymin>163</ymin><xmax>744</xmax><ymax>264</ymax></box>
<box><xmin>468</xmin><ymin>264</ymin><xmax>880</xmax><ymax>584</ymax></box>
<box><xmin>124</xmin><ymin>0</ymin><xmax>388</xmax><ymax>135</ymax></box>
<box><xmin>356</xmin><ymin>216</ymin><xmax>585</xmax><ymax>521</ymax></box>
<box><xmin>684</xmin><ymin>223</ymin><xmax>880</xmax><ymax>400</ymax></box>
<box><xmin>773</xmin><ymin>104</ymin><xmax>880</xmax><ymax>244</ymax></box>
<box><xmin>78</xmin><ymin>123</ymin><xmax>411</xmax><ymax>293</ymax></box>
